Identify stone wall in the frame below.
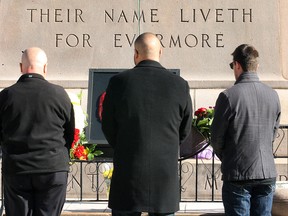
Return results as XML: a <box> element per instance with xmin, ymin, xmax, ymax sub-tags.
<box><xmin>0</xmin><ymin>0</ymin><xmax>287</xmax><ymax>178</ymax></box>
<box><xmin>1</xmin><ymin>0</ymin><xmax>287</xmax><ymax>123</ymax></box>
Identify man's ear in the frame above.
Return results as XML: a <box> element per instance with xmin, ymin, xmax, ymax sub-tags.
<box><xmin>134</xmin><ymin>49</ymin><xmax>139</xmax><ymax>57</ymax></box>
<box><xmin>235</xmin><ymin>61</ymin><xmax>243</xmax><ymax>71</ymax></box>
<box><xmin>43</xmin><ymin>64</ymin><xmax>48</xmax><ymax>75</ymax></box>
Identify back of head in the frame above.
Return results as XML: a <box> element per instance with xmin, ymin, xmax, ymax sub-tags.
<box><xmin>134</xmin><ymin>32</ymin><xmax>162</xmax><ymax>64</ymax></box>
<box><xmin>21</xmin><ymin>47</ymin><xmax>48</xmax><ymax>76</ymax></box>
<box><xmin>232</xmin><ymin>44</ymin><xmax>259</xmax><ymax>72</ymax></box>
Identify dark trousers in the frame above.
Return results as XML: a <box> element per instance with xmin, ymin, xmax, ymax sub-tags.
<box><xmin>3</xmin><ymin>172</ymin><xmax>68</xmax><ymax>216</ymax></box>
<box><xmin>112</xmin><ymin>210</ymin><xmax>175</xmax><ymax>216</ymax></box>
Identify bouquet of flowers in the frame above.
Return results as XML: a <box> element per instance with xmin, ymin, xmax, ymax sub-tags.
<box><xmin>192</xmin><ymin>107</ymin><xmax>214</xmax><ymax>140</ymax></box>
<box><xmin>103</xmin><ymin>167</ymin><xmax>113</xmax><ymax>180</ymax></box>
<box><xmin>69</xmin><ymin>92</ymin><xmax>103</xmax><ymax>161</ymax></box>
<box><xmin>103</xmin><ymin>166</ymin><xmax>113</xmax><ymax>198</ymax></box>
<box><xmin>192</xmin><ymin>106</ymin><xmax>218</xmax><ymax>160</ymax></box>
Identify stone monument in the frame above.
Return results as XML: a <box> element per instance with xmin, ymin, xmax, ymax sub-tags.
<box><xmin>0</xmin><ymin>0</ymin><xmax>288</xmax><ymax>210</ymax></box>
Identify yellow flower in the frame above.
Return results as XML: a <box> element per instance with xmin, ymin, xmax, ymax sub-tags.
<box><xmin>103</xmin><ymin>168</ymin><xmax>113</xmax><ymax>179</ymax></box>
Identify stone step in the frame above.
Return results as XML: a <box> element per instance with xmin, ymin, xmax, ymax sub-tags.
<box><xmin>60</xmin><ymin>213</ymin><xmax>224</xmax><ymax>216</ymax></box>
<box><xmin>2</xmin><ymin>213</ymin><xmax>224</xmax><ymax>216</ymax></box>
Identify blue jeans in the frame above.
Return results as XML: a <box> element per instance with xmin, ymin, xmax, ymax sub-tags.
<box><xmin>112</xmin><ymin>210</ymin><xmax>175</xmax><ymax>216</ymax></box>
<box><xmin>222</xmin><ymin>180</ymin><xmax>275</xmax><ymax>216</ymax></box>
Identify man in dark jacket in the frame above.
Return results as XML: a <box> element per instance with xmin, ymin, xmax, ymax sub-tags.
<box><xmin>0</xmin><ymin>47</ymin><xmax>75</xmax><ymax>216</ymax></box>
<box><xmin>102</xmin><ymin>32</ymin><xmax>192</xmax><ymax>216</ymax></box>
<box><xmin>211</xmin><ymin>44</ymin><xmax>281</xmax><ymax>216</ymax></box>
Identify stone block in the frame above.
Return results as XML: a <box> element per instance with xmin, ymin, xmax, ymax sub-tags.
<box><xmin>272</xmin><ymin>181</ymin><xmax>288</xmax><ymax>216</ymax></box>
<box><xmin>0</xmin><ymin>0</ymin><xmax>287</xmax><ymax>86</ymax></box>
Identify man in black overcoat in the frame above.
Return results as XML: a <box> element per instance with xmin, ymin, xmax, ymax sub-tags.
<box><xmin>0</xmin><ymin>47</ymin><xmax>75</xmax><ymax>215</ymax></box>
<box><xmin>102</xmin><ymin>32</ymin><xmax>193</xmax><ymax>216</ymax></box>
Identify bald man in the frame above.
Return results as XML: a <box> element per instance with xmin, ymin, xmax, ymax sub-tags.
<box><xmin>102</xmin><ymin>32</ymin><xmax>192</xmax><ymax>216</ymax></box>
<box><xmin>0</xmin><ymin>47</ymin><xmax>75</xmax><ymax>216</ymax></box>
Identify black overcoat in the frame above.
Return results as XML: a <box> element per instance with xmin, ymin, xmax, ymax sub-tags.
<box><xmin>102</xmin><ymin>60</ymin><xmax>192</xmax><ymax>213</ymax></box>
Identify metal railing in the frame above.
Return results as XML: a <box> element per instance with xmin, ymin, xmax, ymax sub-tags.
<box><xmin>65</xmin><ymin>125</ymin><xmax>288</xmax><ymax>202</ymax></box>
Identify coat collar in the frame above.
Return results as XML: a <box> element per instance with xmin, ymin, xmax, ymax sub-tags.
<box><xmin>135</xmin><ymin>60</ymin><xmax>165</xmax><ymax>69</ymax></box>
<box><xmin>17</xmin><ymin>73</ymin><xmax>46</xmax><ymax>82</ymax></box>
<box><xmin>235</xmin><ymin>71</ymin><xmax>259</xmax><ymax>85</ymax></box>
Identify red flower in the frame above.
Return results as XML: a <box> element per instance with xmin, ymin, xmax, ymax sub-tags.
<box><xmin>71</xmin><ymin>128</ymin><xmax>80</xmax><ymax>148</ymax></box>
<box><xmin>74</xmin><ymin>145</ymin><xmax>88</xmax><ymax>160</ymax></box>
<box><xmin>195</xmin><ymin>107</ymin><xmax>207</xmax><ymax>117</ymax></box>
<box><xmin>98</xmin><ymin>91</ymin><xmax>106</xmax><ymax>122</ymax></box>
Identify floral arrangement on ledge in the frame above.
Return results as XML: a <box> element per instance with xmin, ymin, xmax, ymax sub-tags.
<box><xmin>192</xmin><ymin>106</ymin><xmax>214</xmax><ymax>140</ymax></box>
<box><xmin>103</xmin><ymin>167</ymin><xmax>114</xmax><ymax>180</ymax></box>
<box><xmin>103</xmin><ymin>166</ymin><xmax>114</xmax><ymax>197</ymax></box>
<box><xmin>69</xmin><ymin>92</ymin><xmax>103</xmax><ymax>161</ymax></box>
<box><xmin>192</xmin><ymin>106</ymin><xmax>218</xmax><ymax>160</ymax></box>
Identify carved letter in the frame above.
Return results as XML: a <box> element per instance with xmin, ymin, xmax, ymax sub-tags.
<box><xmin>151</xmin><ymin>9</ymin><xmax>159</xmax><ymax>22</ymax></box>
<box><xmin>126</xmin><ymin>34</ymin><xmax>136</xmax><ymax>47</ymax></box>
<box><xmin>105</xmin><ymin>10</ymin><xmax>114</xmax><ymax>22</ymax></box>
<box><xmin>200</xmin><ymin>9</ymin><xmax>210</xmax><ymax>22</ymax></box>
<box><xmin>169</xmin><ymin>35</ymin><xmax>181</xmax><ymax>48</ymax></box>
<box><xmin>156</xmin><ymin>34</ymin><xmax>165</xmax><ymax>48</ymax></box>
<box><xmin>243</xmin><ymin>9</ymin><xmax>252</xmax><ymax>22</ymax></box>
<box><xmin>114</xmin><ymin>34</ymin><xmax>122</xmax><ymax>47</ymax></box>
<box><xmin>202</xmin><ymin>34</ymin><xmax>211</xmax><ymax>47</ymax></box>
<box><xmin>215</xmin><ymin>9</ymin><xmax>224</xmax><ymax>22</ymax></box>
<box><xmin>118</xmin><ymin>10</ymin><xmax>128</xmax><ymax>23</ymax></box>
<box><xmin>185</xmin><ymin>34</ymin><xmax>198</xmax><ymax>48</ymax></box>
<box><xmin>83</xmin><ymin>34</ymin><xmax>92</xmax><ymax>47</ymax></box>
<box><xmin>40</xmin><ymin>9</ymin><xmax>50</xmax><ymax>22</ymax></box>
<box><xmin>55</xmin><ymin>34</ymin><xmax>63</xmax><ymax>47</ymax></box>
<box><xmin>216</xmin><ymin>34</ymin><xmax>224</xmax><ymax>48</ymax></box>
<box><xmin>27</xmin><ymin>9</ymin><xmax>37</xmax><ymax>22</ymax></box>
<box><xmin>75</xmin><ymin>9</ymin><xmax>84</xmax><ymax>22</ymax></box>
<box><xmin>228</xmin><ymin>9</ymin><xmax>238</xmax><ymax>22</ymax></box>
<box><xmin>133</xmin><ymin>10</ymin><xmax>145</xmax><ymax>23</ymax></box>
<box><xmin>55</xmin><ymin>9</ymin><xmax>63</xmax><ymax>22</ymax></box>
<box><xmin>180</xmin><ymin>9</ymin><xmax>189</xmax><ymax>22</ymax></box>
<box><xmin>66</xmin><ymin>34</ymin><xmax>79</xmax><ymax>47</ymax></box>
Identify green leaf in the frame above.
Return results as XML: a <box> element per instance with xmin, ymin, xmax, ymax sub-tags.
<box><xmin>197</xmin><ymin>118</ymin><xmax>209</xmax><ymax>126</ymax></box>
<box><xmin>93</xmin><ymin>150</ymin><xmax>103</xmax><ymax>156</ymax></box>
<box><xmin>87</xmin><ymin>153</ymin><xmax>95</xmax><ymax>161</ymax></box>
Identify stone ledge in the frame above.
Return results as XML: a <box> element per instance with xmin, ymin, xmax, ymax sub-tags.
<box><xmin>1</xmin><ymin>80</ymin><xmax>288</xmax><ymax>89</ymax></box>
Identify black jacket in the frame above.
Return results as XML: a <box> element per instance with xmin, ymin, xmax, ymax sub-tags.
<box><xmin>0</xmin><ymin>73</ymin><xmax>75</xmax><ymax>175</ymax></box>
<box><xmin>102</xmin><ymin>60</ymin><xmax>192</xmax><ymax>213</ymax></box>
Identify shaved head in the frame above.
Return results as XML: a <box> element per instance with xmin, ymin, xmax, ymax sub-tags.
<box><xmin>20</xmin><ymin>47</ymin><xmax>48</xmax><ymax>76</ymax></box>
<box><xmin>134</xmin><ymin>32</ymin><xmax>162</xmax><ymax>65</ymax></box>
